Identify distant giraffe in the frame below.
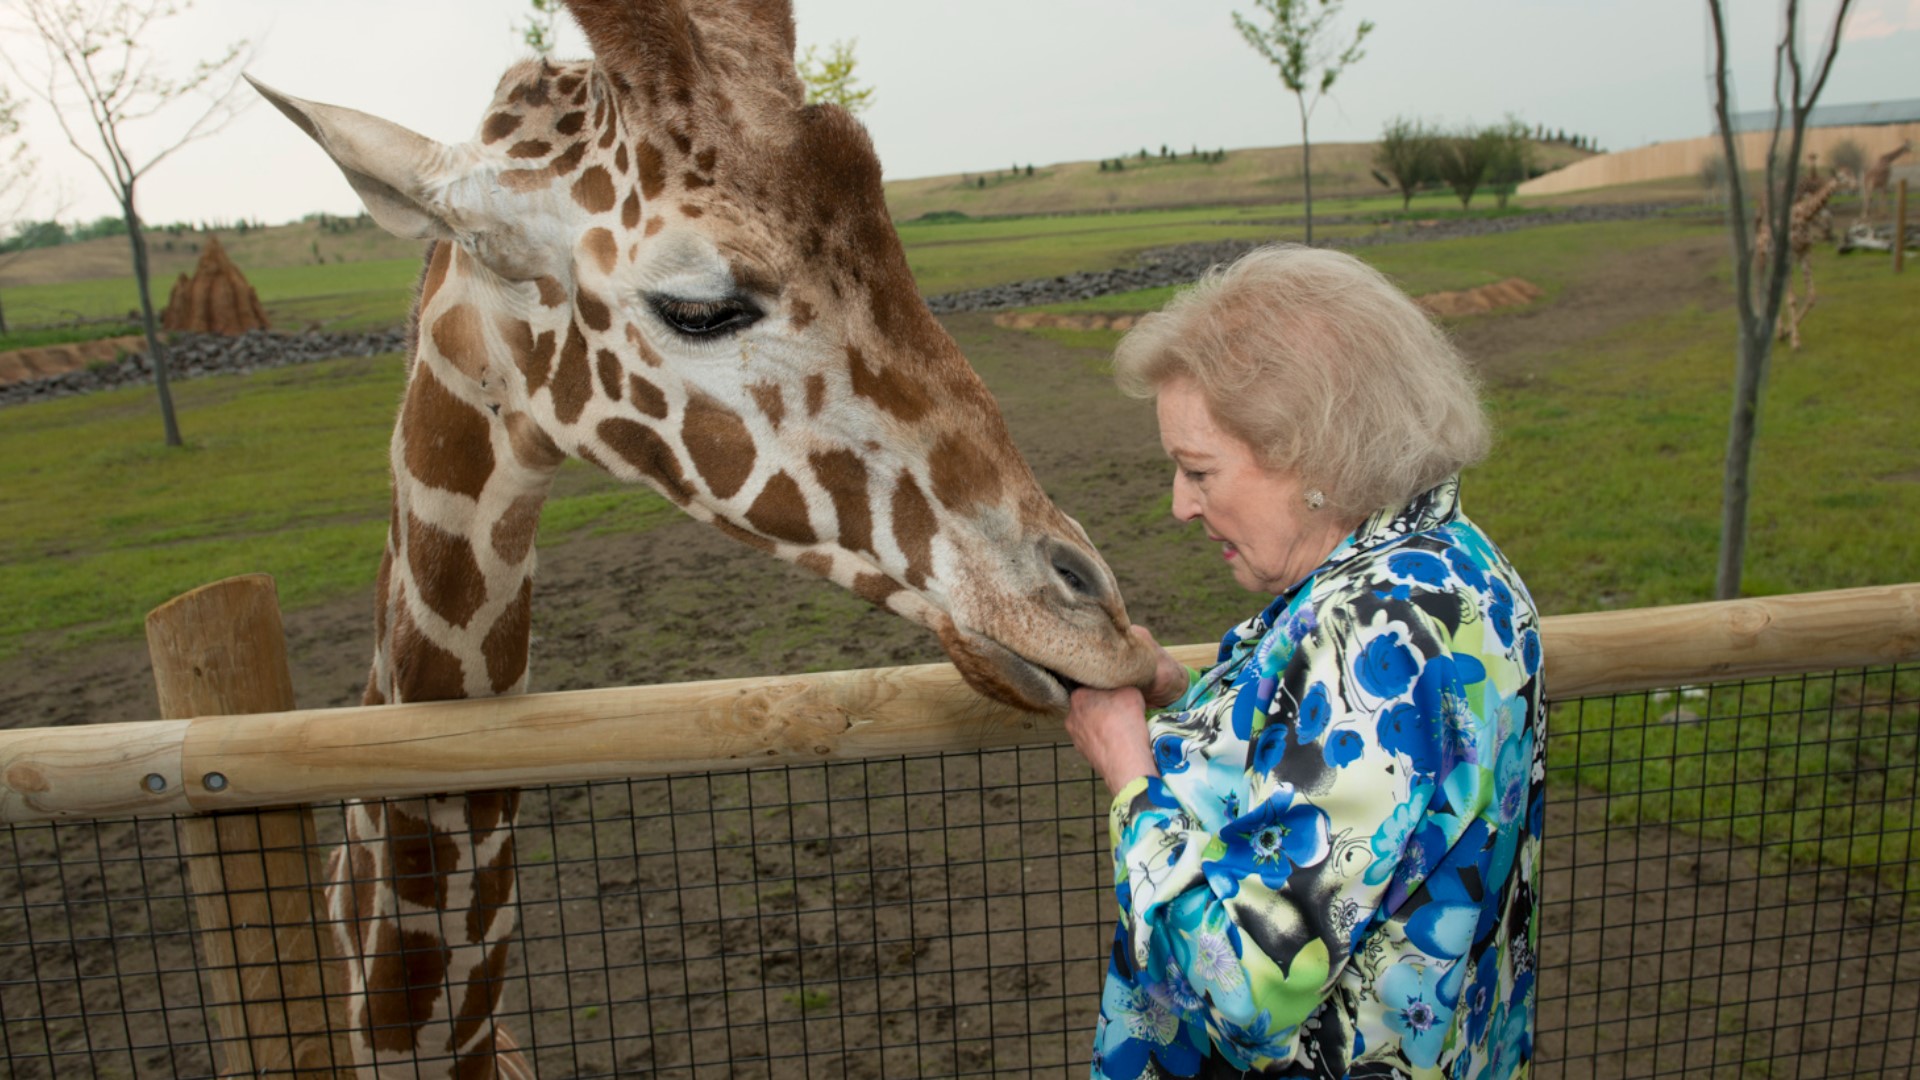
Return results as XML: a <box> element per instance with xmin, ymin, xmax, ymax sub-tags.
<box><xmin>1859</xmin><ymin>141</ymin><xmax>1912</xmax><ymax>224</ymax></box>
<box><xmin>251</xmin><ymin>0</ymin><xmax>1158</xmax><ymax>1075</ymax></box>
<box><xmin>1755</xmin><ymin>169</ymin><xmax>1855</xmax><ymax>350</ymax></box>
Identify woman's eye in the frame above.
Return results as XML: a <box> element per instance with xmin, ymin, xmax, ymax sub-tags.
<box><xmin>648</xmin><ymin>295</ymin><xmax>762</xmax><ymax>337</ymax></box>
<box><xmin>1184</xmin><ymin>469</ymin><xmax>1208</xmax><ymax>483</ymax></box>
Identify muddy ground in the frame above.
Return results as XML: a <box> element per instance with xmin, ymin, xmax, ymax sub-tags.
<box><xmin>8</xmin><ymin>229</ymin><xmax>1913</xmax><ymax>1077</ymax></box>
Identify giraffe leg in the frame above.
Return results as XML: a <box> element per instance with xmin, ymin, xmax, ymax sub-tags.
<box><xmin>1792</xmin><ymin>259</ymin><xmax>1817</xmax><ymax>349</ymax></box>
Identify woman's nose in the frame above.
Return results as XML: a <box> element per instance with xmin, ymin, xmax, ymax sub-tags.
<box><xmin>1170</xmin><ymin>473</ymin><xmax>1199</xmax><ymax>522</ymax></box>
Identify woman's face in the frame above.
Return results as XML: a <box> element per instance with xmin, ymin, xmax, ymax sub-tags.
<box><xmin>1156</xmin><ymin>378</ymin><xmax>1350</xmax><ymax>595</ymax></box>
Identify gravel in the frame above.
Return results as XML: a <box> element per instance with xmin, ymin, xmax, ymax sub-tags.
<box><xmin>0</xmin><ymin>329</ymin><xmax>407</xmax><ymax>409</ymax></box>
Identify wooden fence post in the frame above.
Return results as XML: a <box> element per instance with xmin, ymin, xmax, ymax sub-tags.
<box><xmin>146</xmin><ymin>574</ymin><xmax>353</xmax><ymax>1076</ymax></box>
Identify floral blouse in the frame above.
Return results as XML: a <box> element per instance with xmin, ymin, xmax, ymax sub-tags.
<box><xmin>1095</xmin><ymin>478</ymin><xmax>1544</xmax><ymax>1079</ymax></box>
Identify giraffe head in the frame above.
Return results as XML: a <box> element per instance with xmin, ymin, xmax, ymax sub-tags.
<box><xmin>249</xmin><ymin>0</ymin><xmax>1157</xmax><ymax>713</ymax></box>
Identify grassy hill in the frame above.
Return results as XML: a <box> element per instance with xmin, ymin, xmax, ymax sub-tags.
<box><xmin>883</xmin><ymin>139</ymin><xmax>1594</xmax><ymax>220</ymax></box>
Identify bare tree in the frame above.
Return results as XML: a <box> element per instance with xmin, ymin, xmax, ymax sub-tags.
<box><xmin>1233</xmin><ymin>0</ymin><xmax>1372</xmax><ymax>245</ymax></box>
<box><xmin>4</xmin><ymin>0</ymin><xmax>251</xmax><ymax>447</ymax></box>
<box><xmin>1706</xmin><ymin>0</ymin><xmax>1853</xmax><ymax>599</ymax></box>
<box><xmin>1373</xmin><ymin>115</ymin><xmax>1435</xmax><ymax>211</ymax></box>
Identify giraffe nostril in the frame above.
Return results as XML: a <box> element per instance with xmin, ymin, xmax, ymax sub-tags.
<box><xmin>1045</xmin><ymin>541</ymin><xmax>1106</xmax><ymax>604</ymax></box>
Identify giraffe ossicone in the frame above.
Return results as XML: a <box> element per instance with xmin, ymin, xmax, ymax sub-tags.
<box><xmin>254</xmin><ymin>0</ymin><xmax>1156</xmax><ymax>1073</ymax></box>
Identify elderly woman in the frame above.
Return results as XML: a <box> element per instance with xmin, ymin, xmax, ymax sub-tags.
<box><xmin>1069</xmin><ymin>245</ymin><xmax>1544</xmax><ymax>1079</ymax></box>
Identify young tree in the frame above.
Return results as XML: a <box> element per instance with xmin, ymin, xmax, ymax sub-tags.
<box><xmin>0</xmin><ymin>82</ymin><xmax>37</xmax><ymax>335</ymax></box>
<box><xmin>1434</xmin><ymin>125</ymin><xmax>1499</xmax><ymax>210</ymax></box>
<box><xmin>1373</xmin><ymin>115</ymin><xmax>1435</xmax><ymax>211</ymax></box>
<box><xmin>1706</xmin><ymin>0</ymin><xmax>1854</xmax><ymax>599</ymax></box>
<box><xmin>1486</xmin><ymin>117</ymin><xmax>1534</xmax><ymax>209</ymax></box>
<box><xmin>519</xmin><ymin>0</ymin><xmax>564</xmax><ymax>57</ymax></box>
<box><xmin>5</xmin><ymin>0</ymin><xmax>251</xmax><ymax>447</ymax></box>
<box><xmin>1232</xmin><ymin>0</ymin><xmax>1372</xmax><ymax>245</ymax></box>
<box><xmin>797</xmin><ymin>39</ymin><xmax>874</xmax><ymax>116</ymax></box>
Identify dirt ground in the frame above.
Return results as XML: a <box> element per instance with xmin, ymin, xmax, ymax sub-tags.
<box><xmin>9</xmin><ymin>228</ymin><xmax>1909</xmax><ymax>1077</ymax></box>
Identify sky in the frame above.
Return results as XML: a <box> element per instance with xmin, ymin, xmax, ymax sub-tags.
<box><xmin>4</xmin><ymin>0</ymin><xmax>1917</xmax><ymax>228</ymax></box>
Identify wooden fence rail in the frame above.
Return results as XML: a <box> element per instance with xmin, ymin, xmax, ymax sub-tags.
<box><xmin>3</xmin><ymin>580</ymin><xmax>1916</xmax><ymax>825</ymax></box>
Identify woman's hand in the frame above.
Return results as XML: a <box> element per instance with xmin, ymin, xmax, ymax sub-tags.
<box><xmin>1066</xmin><ymin>685</ymin><xmax>1158</xmax><ymax>796</ymax></box>
<box><xmin>1132</xmin><ymin>625</ymin><xmax>1191</xmax><ymax>709</ymax></box>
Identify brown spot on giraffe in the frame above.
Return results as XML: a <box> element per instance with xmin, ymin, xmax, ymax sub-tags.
<box><xmin>552</xmin><ymin>141</ymin><xmax>587</xmax><ymax>175</ymax></box>
<box><xmin>450</xmin><ymin>937</ymin><xmax>514</xmax><ymax>1059</ymax></box>
<box><xmin>597</xmin><ymin>417</ymin><xmax>692</xmax><ymax>503</ymax></box>
<box><xmin>576</xmin><ymin>288</ymin><xmax>612</xmax><ymax>332</ymax></box>
<box><xmin>682</xmin><ymin>171</ymin><xmax>712</xmax><ymax>189</ymax></box>
<box><xmin>505</xmin><ymin>411</ymin><xmax>565</xmax><ymax>471</ymax></box>
<box><xmin>581</xmin><ymin>227</ymin><xmax>618</xmax><ymax>274</ymax></box>
<box><xmin>402</xmin><ymin>367</ymin><xmax>494</xmax><ymax>500</ymax></box>
<box><xmin>363</xmin><ymin>922</ymin><xmax>451</xmax><ymax>1052</ymax></box>
<box><xmin>430</xmin><ymin>304</ymin><xmax>489</xmax><ymax>383</ymax></box>
<box><xmin>679</xmin><ymin>203</ymin><xmax>705</xmax><ymax>218</ymax></box>
<box><xmin>597</xmin><ymin>122</ymin><xmax>618</xmax><ymax>150</ymax></box>
<box><xmin>572</xmin><ymin>166</ymin><xmax>616</xmax><ymax>214</ymax></box>
<box><xmin>497</xmin><ymin>317</ymin><xmax>542</xmax><ymax>389</ymax></box>
<box><xmin>667</xmin><ymin>127</ymin><xmax>693</xmax><ymax>155</ymax></box>
<box><xmin>795</xmin><ymin>551</ymin><xmax>832</xmax><ymax>577</ymax></box>
<box><xmin>929</xmin><ymin>432</ymin><xmax>1005</xmax><ymax>512</ymax></box>
<box><xmin>483</xmin><ymin>578</ymin><xmax>533</xmax><ymax>694</ymax></box>
<box><xmin>746</xmin><ymin>471</ymin><xmax>816</xmax><ymax>545</ymax></box>
<box><xmin>507</xmin><ymin>139</ymin><xmax>551</xmax><ymax>159</ymax></box>
<box><xmin>789</xmin><ymin>297</ymin><xmax>815</xmax><ymax>331</ymax></box>
<box><xmin>491</xmin><ymin>494</ymin><xmax>544</xmax><ymax>564</ymax></box>
<box><xmin>387</xmin><ymin>806</ymin><xmax>461</xmax><ymax>909</ymax></box>
<box><xmin>681</xmin><ymin>393</ymin><xmax>756</xmax><ymax>500</ymax></box>
<box><xmin>644</xmin><ymin>215</ymin><xmax>665</xmax><ymax>237</ymax></box>
<box><xmin>627</xmin><ymin>373</ymin><xmax>668</xmax><ymax>419</ymax></box>
<box><xmin>549</xmin><ymin>323</ymin><xmax>594</xmax><ymax>425</ymax></box>
<box><xmin>748</xmin><ymin>382</ymin><xmax>785</xmax><ymax>429</ymax></box>
<box><xmin>854</xmin><ymin>572</ymin><xmax>901</xmax><ymax>608</ymax></box>
<box><xmin>554</xmin><ymin>73</ymin><xmax>582</xmax><ymax>96</ymax></box>
<box><xmin>481</xmin><ymin>112</ymin><xmax>521</xmax><ymax>144</ymax></box>
<box><xmin>891</xmin><ymin>472</ymin><xmax>937</xmax><ymax>589</ymax></box>
<box><xmin>534</xmin><ymin>276</ymin><xmax>567</xmax><ymax>308</ymax></box>
<box><xmin>622</xmin><ymin>191</ymin><xmax>642</xmax><ymax>229</ymax></box>
<box><xmin>595</xmin><ymin>349</ymin><xmax>624</xmax><ymax>400</ymax></box>
<box><xmin>636</xmin><ymin>141</ymin><xmax>667</xmax><ymax>199</ymax></box>
<box><xmin>804</xmin><ymin>373</ymin><xmax>826</xmax><ymax>417</ymax></box>
<box><xmin>556</xmin><ymin>110</ymin><xmax>586</xmax><ymax>136</ymax></box>
<box><xmin>809</xmin><ymin>448</ymin><xmax>873</xmax><ymax>556</ymax></box>
<box><xmin>848</xmin><ymin>345</ymin><xmax>931</xmax><ymax>423</ymax></box>
<box><xmin>407</xmin><ymin>513</ymin><xmax>487</xmax><ymax>629</ymax></box>
<box><xmin>465</xmin><ymin>789</ymin><xmax>517</xmax><ymax>837</ymax></box>
<box><xmin>419</xmin><ymin>241</ymin><xmax>454</xmax><ymax>309</ymax></box>
<box><xmin>695</xmin><ymin>147</ymin><xmax>718</xmax><ymax>172</ymax></box>
<box><xmin>614</xmin><ymin>142</ymin><xmax>630</xmax><ymax>174</ymax></box>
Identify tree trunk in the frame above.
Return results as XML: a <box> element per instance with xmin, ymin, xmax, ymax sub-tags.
<box><xmin>1298</xmin><ymin>96</ymin><xmax>1314</xmax><ymax>247</ymax></box>
<box><xmin>1715</xmin><ymin>312</ymin><xmax>1771</xmax><ymax>598</ymax></box>
<box><xmin>123</xmin><ymin>189</ymin><xmax>182</xmax><ymax>447</ymax></box>
<box><xmin>0</xmin><ymin>289</ymin><xmax>8</xmax><ymax>335</ymax></box>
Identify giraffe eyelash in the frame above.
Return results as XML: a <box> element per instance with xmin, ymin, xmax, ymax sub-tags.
<box><xmin>647</xmin><ymin>294</ymin><xmax>763</xmax><ymax>337</ymax></box>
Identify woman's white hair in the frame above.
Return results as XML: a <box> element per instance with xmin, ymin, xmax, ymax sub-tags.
<box><xmin>1112</xmin><ymin>244</ymin><xmax>1490</xmax><ymax>518</ymax></box>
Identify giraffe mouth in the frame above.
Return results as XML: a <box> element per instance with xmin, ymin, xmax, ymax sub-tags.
<box><xmin>936</xmin><ymin>620</ymin><xmax>1079</xmax><ymax>715</ymax></box>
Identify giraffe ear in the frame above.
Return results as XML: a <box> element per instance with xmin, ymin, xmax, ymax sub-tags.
<box><xmin>247</xmin><ymin>75</ymin><xmax>456</xmax><ymax>242</ymax></box>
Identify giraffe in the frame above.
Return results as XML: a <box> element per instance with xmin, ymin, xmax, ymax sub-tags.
<box><xmin>250</xmin><ymin>2</ymin><xmax>1159</xmax><ymax>1074</ymax></box>
<box><xmin>1859</xmin><ymin>140</ymin><xmax>1911</xmax><ymax>224</ymax></box>
<box><xmin>1754</xmin><ymin>168</ymin><xmax>1855</xmax><ymax>350</ymax></box>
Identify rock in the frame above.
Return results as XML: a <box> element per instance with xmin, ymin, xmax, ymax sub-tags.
<box><xmin>161</xmin><ymin>236</ymin><xmax>271</xmax><ymax>334</ymax></box>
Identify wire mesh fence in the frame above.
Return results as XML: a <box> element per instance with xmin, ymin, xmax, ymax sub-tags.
<box><xmin>3</xmin><ymin>664</ymin><xmax>1916</xmax><ymax>1078</ymax></box>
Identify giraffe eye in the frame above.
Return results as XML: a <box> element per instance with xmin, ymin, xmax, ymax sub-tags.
<box><xmin>648</xmin><ymin>294</ymin><xmax>762</xmax><ymax>337</ymax></box>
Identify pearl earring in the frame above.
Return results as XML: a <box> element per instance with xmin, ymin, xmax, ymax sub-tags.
<box><xmin>1304</xmin><ymin>489</ymin><xmax>1326</xmax><ymax>510</ymax></box>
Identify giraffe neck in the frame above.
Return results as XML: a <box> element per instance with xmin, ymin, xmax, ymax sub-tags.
<box><xmin>366</xmin><ymin>242</ymin><xmax>564</xmax><ymax>707</ymax></box>
<box><xmin>336</xmin><ymin>242</ymin><xmax>557</xmax><ymax>1078</ymax></box>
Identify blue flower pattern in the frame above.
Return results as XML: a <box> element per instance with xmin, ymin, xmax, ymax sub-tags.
<box><xmin>1098</xmin><ymin>478</ymin><xmax>1544</xmax><ymax>1079</ymax></box>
